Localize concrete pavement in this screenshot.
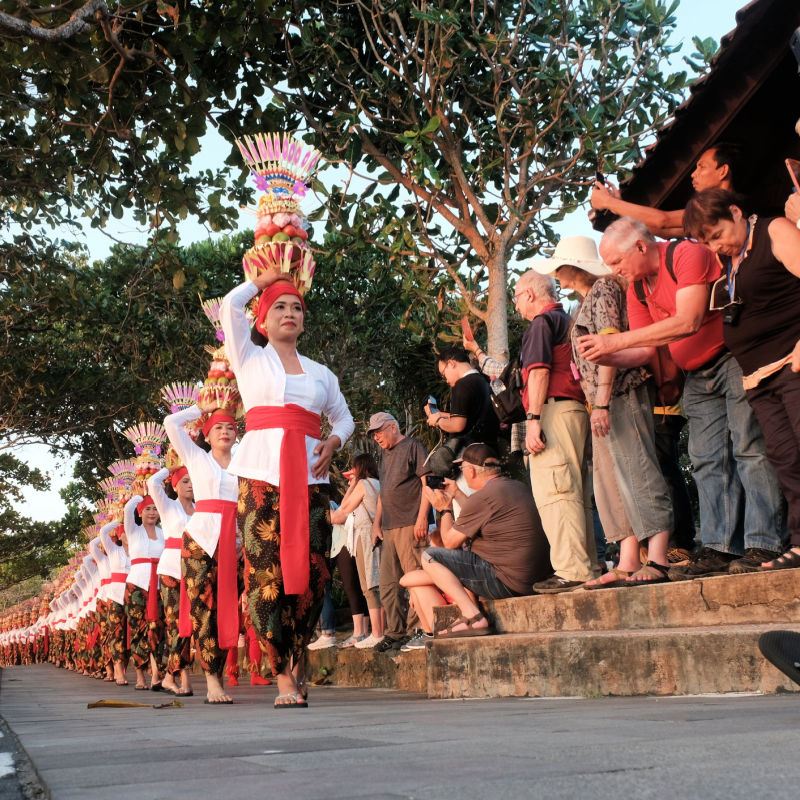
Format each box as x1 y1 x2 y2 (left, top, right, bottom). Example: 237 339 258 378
2 664 800 799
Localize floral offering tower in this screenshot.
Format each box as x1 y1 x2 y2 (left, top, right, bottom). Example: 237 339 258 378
236 132 323 293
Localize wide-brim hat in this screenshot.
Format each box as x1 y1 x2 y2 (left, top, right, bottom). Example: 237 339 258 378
530 235 610 276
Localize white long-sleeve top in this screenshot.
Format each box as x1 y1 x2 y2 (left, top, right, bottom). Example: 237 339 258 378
148 468 192 580
164 406 238 558
75 570 89 619
82 554 99 613
124 495 164 592
219 280 354 485
99 521 130 605
88 536 111 603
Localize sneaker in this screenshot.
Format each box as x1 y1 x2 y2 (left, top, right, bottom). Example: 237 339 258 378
667 547 691 565
533 575 584 594
354 634 383 649
667 547 737 581
339 634 367 649
307 633 337 650
400 631 433 651
373 636 401 653
728 547 781 575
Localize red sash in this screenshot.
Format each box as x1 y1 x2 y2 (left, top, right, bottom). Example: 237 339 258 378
245 404 322 594
110 572 128 583
130 557 159 621
100 578 112 586
193 499 239 650
164 538 181 549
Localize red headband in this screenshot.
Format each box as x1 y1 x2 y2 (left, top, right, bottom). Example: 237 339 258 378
170 466 188 489
202 411 236 437
255 281 305 337
137 496 156 515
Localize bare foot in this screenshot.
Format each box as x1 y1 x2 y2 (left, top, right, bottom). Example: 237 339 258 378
113 662 128 685
205 672 232 703
162 674 179 693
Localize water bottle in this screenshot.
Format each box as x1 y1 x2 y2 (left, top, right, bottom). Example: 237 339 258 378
490 377 506 395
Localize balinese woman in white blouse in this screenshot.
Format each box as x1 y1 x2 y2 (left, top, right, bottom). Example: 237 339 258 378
99 520 131 685
148 465 195 696
221 269 354 708
164 400 239 704
123 494 165 690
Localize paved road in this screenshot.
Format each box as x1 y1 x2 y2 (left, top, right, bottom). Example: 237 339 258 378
2 664 800 799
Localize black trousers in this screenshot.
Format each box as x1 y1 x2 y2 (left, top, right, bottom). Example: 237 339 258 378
746 365 800 547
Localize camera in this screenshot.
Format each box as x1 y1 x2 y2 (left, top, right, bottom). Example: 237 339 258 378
723 302 742 326
425 475 446 490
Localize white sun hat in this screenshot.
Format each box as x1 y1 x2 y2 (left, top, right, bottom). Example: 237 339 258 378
530 235 610 276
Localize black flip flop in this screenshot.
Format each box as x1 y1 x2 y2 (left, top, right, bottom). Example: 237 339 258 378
204 698 233 705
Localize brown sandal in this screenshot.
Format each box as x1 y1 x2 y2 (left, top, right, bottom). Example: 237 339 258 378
436 612 492 639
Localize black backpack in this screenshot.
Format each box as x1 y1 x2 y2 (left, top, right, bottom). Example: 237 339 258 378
489 360 526 425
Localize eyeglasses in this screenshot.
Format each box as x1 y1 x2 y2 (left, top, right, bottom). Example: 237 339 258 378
513 289 530 306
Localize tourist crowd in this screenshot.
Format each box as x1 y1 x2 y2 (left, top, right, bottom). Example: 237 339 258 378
1 138 799 699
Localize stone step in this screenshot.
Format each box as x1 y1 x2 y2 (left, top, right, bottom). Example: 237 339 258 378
306 645 426 693
433 570 800 635
426 623 800 698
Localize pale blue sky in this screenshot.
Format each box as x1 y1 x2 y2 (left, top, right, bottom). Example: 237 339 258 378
14 0 749 521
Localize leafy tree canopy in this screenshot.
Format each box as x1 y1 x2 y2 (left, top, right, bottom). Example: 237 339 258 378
268 0 689 357
0 0 290 233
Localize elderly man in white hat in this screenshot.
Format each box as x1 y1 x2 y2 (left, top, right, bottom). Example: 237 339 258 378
514 236 603 593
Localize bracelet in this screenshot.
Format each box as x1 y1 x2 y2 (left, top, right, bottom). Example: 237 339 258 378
593 404 609 410
439 508 453 516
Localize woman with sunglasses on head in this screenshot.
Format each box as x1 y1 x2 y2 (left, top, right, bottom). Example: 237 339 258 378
684 188 800 570
220 267 354 708
163 401 240 704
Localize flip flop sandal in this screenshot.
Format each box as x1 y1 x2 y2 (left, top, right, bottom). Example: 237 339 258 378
436 612 492 639
274 692 308 709
761 549 800 571
584 568 633 590
204 698 233 705
626 561 670 585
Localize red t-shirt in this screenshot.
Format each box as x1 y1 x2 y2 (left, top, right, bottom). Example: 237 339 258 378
626 240 725 371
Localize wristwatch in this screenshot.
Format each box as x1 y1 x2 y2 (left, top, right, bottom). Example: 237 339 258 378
526 413 541 420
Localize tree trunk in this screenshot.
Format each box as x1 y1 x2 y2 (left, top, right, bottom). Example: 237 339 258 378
485 250 510 364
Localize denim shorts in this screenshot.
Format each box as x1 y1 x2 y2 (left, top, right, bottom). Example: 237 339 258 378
422 547 516 600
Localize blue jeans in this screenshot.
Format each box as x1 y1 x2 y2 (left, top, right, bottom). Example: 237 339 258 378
319 579 335 634
683 352 786 554
422 547 516 599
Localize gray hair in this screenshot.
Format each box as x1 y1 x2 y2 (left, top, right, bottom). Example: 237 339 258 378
601 216 656 254
517 270 559 301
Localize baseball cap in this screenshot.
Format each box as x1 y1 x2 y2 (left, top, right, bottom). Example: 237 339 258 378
367 411 399 434
453 442 501 468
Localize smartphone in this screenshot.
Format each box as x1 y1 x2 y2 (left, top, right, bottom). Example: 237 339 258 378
427 395 438 413
786 158 800 193
595 170 606 185
426 474 446 490
461 316 475 342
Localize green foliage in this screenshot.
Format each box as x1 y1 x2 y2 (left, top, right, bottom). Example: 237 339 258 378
0 0 292 233
266 0 689 357
684 35 719 77
0 453 73 593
